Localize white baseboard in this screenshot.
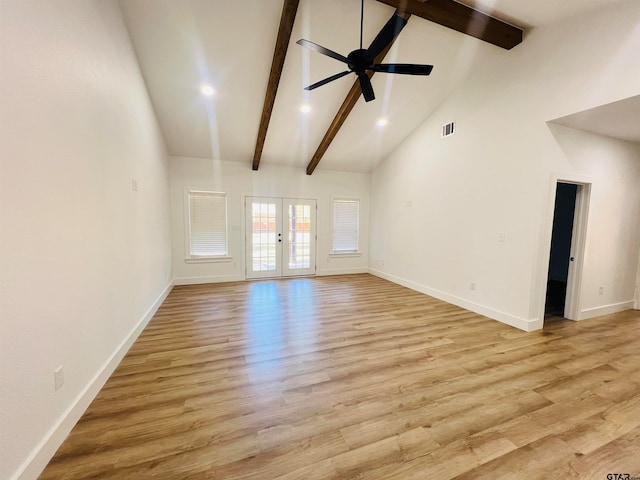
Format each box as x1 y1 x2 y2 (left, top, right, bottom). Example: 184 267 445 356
369 268 541 332
14 281 174 480
317 267 369 276
174 274 243 285
579 300 635 320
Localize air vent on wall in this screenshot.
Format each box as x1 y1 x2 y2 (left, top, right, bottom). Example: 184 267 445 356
441 121 455 138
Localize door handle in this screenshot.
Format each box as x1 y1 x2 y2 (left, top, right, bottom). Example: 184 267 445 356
570 257 575 261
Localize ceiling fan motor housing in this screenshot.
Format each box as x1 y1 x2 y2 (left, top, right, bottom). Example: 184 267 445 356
347 49 374 72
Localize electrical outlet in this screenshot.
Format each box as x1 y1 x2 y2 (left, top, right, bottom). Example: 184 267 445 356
599 286 604 295
131 179 138 191
498 232 505 243
470 282 477 291
54 365 64 391
380 260 385 267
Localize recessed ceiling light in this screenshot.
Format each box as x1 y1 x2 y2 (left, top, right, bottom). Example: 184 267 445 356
300 104 311 113
377 117 388 127
201 85 215 96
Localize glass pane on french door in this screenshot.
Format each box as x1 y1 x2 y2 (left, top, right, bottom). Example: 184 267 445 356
245 197 316 279
283 199 316 277
246 198 281 279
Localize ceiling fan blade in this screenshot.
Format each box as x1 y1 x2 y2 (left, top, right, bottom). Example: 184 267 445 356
370 63 434 75
357 73 375 102
367 14 408 61
296 39 350 65
304 71 352 91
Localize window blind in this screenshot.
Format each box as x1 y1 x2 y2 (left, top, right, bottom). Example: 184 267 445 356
188 191 227 257
332 199 359 253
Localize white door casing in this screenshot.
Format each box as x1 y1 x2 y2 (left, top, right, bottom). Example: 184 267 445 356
245 197 316 279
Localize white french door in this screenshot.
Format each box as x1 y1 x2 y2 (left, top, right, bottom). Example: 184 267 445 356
245 197 316 279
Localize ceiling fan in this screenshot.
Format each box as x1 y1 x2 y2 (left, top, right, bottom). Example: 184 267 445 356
296 0 433 102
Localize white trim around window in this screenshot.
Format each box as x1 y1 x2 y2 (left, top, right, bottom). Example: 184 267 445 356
184 189 232 262
331 197 360 255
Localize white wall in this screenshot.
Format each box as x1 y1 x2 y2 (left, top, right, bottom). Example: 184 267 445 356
369 1 640 331
547 125 640 319
170 158 370 284
0 2 172 479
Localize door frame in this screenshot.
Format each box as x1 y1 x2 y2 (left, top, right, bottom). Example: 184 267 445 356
243 195 317 280
281 198 317 277
536 173 591 324
244 196 284 279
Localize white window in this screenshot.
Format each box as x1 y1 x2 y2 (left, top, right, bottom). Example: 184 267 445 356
186 190 228 258
332 198 359 254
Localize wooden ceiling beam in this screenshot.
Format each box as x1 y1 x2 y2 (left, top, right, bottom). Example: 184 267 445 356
252 0 300 171
306 10 411 175
375 0 522 50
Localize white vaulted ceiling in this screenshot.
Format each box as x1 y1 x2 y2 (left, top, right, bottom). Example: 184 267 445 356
118 0 631 173
459 0 622 29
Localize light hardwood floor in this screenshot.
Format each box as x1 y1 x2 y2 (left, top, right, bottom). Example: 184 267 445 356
41 274 640 479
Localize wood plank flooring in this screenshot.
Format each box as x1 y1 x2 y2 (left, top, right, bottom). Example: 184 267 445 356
40 274 640 479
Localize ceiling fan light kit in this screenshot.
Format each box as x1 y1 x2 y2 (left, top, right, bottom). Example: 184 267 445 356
297 0 433 102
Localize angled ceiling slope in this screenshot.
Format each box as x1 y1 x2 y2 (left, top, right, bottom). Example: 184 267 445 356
251 0 523 173
253 0 300 171
306 10 411 175
376 0 522 49
120 0 539 174
304 0 523 174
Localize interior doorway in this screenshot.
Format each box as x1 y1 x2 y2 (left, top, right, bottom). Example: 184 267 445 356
245 197 316 279
545 183 578 316
542 179 591 322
